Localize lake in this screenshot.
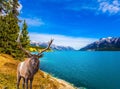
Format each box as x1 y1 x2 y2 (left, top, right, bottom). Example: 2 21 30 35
39 51 120 89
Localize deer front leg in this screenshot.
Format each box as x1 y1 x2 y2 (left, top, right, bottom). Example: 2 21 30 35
22 78 25 89
25 78 28 89
30 78 33 89
17 74 21 89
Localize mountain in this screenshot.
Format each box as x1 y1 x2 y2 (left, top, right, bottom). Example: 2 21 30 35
80 37 120 51
30 41 75 51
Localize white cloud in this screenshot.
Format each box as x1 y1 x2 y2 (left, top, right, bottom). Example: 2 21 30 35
66 5 97 12
65 0 120 15
17 2 23 13
29 33 97 50
20 17 45 26
99 0 120 14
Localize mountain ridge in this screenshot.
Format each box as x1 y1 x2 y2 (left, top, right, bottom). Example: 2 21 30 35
30 41 75 51
79 37 120 51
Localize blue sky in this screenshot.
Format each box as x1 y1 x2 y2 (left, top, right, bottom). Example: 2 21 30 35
19 0 120 49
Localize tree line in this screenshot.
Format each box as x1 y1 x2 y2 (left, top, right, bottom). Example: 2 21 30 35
0 0 30 60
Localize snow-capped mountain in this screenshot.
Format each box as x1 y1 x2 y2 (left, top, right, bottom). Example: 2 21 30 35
80 37 120 51
30 41 75 51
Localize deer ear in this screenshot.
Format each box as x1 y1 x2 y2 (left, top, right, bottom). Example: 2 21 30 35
38 54 43 58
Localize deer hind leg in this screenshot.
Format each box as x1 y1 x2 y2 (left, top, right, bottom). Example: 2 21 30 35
30 78 33 89
22 77 25 89
25 78 28 89
17 74 21 89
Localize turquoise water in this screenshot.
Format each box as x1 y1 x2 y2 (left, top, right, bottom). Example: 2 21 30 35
39 51 120 89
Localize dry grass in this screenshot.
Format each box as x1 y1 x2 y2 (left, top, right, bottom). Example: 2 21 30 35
0 54 76 89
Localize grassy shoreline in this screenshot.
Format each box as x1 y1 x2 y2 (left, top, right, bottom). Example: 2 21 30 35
0 54 76 89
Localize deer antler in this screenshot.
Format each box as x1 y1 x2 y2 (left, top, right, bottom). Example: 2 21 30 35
38 39 53 55
16 31 32 57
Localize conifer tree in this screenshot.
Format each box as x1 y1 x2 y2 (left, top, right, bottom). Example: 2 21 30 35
20 20 30 58
0 12 30 59
12 0 19 18
0 0 20 19
0 0 8 15
21 20 30 47
0 12 19 56
0 0 30 59
0 0 12 15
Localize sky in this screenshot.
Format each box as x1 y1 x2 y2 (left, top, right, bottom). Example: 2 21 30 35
19 0 120 49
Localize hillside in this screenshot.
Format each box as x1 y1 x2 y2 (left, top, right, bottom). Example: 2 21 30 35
0 54 76 89
80 37 120 51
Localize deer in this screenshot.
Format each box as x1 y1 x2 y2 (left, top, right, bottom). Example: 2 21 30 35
16 31 53 89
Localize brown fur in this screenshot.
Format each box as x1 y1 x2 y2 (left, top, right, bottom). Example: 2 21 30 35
17 55 42 89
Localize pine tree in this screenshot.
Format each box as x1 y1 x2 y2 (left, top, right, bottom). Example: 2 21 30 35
0 0 7 15
0 16 6 52
0 0 11 15
12 0 19 18
21 20 30 46
20 20 30 58
0 12 29 59
0 0 20 18
0 12 19 54
0 0 30 60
